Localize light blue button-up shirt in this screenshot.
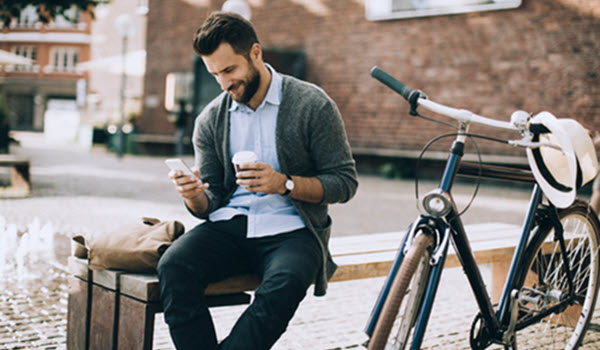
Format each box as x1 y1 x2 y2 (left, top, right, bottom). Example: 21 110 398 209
208 65 306 238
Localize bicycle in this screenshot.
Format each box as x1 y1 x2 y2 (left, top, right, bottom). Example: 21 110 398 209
364 66 600 350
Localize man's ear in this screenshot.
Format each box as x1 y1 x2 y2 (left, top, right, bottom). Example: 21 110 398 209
251 43 262 61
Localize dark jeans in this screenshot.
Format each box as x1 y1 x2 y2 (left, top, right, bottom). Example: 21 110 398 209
157 216 321 350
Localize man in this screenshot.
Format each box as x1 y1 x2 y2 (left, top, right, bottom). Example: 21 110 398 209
158 12 358 350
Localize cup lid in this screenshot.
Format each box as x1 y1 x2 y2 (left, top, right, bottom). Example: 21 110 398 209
232 150 258 164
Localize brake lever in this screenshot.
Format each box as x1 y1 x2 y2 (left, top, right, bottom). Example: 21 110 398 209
508 138 562 151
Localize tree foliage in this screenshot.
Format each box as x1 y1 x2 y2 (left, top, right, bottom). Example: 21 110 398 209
0 0 105 27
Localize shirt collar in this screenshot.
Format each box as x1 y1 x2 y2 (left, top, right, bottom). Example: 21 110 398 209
229 63 282 112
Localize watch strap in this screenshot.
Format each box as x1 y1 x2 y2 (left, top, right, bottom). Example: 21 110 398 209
283 174 292 196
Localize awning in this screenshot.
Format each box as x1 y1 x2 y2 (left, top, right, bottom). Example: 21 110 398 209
76 49 146 77
0 49 33 65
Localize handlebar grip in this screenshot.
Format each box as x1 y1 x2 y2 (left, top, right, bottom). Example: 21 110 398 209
370 66 415 102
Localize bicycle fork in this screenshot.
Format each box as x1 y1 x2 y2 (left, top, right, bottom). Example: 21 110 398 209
364 216 449 348
407 226 449 350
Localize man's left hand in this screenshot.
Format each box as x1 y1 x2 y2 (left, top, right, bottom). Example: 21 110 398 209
236 162 286 195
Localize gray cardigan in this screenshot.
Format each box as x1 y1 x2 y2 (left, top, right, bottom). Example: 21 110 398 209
192 74 358 296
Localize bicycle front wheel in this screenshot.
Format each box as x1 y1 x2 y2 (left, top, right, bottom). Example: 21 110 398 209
368 232 434 350
515 200 600 349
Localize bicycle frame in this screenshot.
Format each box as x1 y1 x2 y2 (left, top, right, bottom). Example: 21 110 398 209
365 127 576 348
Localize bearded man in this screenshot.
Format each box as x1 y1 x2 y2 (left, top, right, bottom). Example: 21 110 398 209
158 11 358 350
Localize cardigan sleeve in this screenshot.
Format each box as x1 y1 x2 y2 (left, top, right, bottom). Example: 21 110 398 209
309 97 358 205
190 105 227 219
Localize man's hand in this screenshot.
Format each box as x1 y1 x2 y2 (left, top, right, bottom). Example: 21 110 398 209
169 168 209 200
236 162 286 195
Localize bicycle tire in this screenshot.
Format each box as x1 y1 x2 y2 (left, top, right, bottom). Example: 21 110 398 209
368 233 435 350
513 200 600 349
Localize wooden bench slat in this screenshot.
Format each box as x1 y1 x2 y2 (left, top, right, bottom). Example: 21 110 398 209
329 224 521 257
0 155 30 165
92 268 122 291
205 275 261 296
0 155 31 197
68 222 522 303
120 273 160 302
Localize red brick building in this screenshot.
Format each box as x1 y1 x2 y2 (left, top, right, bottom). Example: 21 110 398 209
140 0 599 162
0 5 92 131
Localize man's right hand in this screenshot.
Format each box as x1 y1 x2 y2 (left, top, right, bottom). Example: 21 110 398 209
169 168 209 200
169 168 210 216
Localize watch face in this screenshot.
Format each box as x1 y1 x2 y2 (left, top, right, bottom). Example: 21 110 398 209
285 179 294 191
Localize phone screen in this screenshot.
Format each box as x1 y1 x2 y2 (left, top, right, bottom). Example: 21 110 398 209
165 158 194 176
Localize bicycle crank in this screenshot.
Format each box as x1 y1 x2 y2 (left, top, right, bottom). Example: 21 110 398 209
469 313 493 350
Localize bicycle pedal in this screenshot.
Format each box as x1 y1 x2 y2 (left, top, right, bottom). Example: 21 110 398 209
518 287 544 312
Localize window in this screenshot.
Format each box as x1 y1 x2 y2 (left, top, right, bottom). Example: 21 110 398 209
12 46 36 72
51 47 80 73
366 0 522 21
51 5 81 29
13 46 36 61
16 5 39 28
164 71 194 112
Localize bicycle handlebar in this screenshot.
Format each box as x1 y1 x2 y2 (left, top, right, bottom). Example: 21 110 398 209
370 66 545 134
370 66 416 102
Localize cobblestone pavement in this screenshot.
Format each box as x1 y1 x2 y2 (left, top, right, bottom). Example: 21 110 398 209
1 133 599 349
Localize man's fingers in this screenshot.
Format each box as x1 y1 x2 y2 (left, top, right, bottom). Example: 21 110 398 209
168 169 183 179
177 181 199 192
178 182 209 198
173 175 198 186
191 167 201 178
236 170 260 179
238 162 266 171
186 182 209 193
237 177 268 193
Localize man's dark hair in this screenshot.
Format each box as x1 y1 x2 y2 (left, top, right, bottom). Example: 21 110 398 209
193 12 259 57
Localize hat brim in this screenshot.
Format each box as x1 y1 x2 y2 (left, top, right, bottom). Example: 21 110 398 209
526 112 578 208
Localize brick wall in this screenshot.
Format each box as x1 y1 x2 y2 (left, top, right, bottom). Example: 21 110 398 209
141 0 599 159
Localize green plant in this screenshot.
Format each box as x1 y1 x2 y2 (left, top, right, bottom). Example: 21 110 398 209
0 1 105 27
380 162 401 179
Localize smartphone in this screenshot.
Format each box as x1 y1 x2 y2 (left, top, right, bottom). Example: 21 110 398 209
165 158 195 177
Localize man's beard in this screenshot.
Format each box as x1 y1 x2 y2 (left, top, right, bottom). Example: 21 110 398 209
232 62 260 105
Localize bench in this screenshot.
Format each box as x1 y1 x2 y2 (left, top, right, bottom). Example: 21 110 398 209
0 155 31 197
135 134 177 155
66 222 522 350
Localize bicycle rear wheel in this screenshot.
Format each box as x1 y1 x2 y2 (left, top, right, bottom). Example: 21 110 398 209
514 200 600 349
368 232 434 350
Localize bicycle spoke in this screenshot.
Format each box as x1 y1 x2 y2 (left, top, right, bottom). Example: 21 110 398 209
514 202 600 349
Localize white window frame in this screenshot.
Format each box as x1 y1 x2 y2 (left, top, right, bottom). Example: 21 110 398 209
11 46 37 72
12 5 39 28
50 47 80 73
366 0 522 21
13 46 36 61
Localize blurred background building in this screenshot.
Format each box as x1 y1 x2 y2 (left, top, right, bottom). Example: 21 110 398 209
76 0 147 151
1 0 598 167
0 1 146 150
138 0 599 164
0 5 91 137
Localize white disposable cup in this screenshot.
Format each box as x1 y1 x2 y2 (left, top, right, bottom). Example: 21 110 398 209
232 151 258 174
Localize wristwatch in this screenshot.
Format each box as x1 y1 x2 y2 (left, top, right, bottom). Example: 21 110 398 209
283 174 294 196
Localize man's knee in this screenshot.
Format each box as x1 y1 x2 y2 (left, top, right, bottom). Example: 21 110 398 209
157 248 184 283
257 269 312 304
157 250 209 296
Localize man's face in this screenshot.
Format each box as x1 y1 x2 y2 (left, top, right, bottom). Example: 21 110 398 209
202 43 260 105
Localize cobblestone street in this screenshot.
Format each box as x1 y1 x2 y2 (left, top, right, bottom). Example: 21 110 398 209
1 133 600 349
